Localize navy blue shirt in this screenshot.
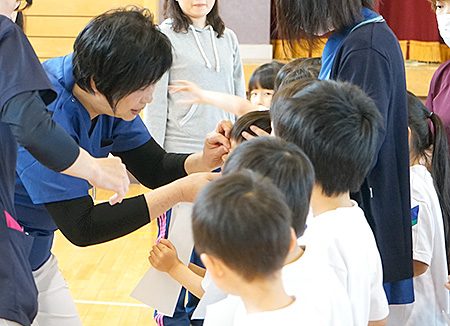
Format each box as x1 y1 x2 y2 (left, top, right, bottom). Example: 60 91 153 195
331 22 413 283
0 15 56 326
14 54 151 270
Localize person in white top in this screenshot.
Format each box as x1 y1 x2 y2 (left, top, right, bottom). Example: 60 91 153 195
144 0 245 154
387 93 450 325
271 79 389 326
150 137 353 324
193 170 323 325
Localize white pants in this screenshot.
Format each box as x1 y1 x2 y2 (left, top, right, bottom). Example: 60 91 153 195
31 255 81 326
0 319 22 326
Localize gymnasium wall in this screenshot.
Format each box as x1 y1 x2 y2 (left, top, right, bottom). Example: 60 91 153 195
25 1 159 61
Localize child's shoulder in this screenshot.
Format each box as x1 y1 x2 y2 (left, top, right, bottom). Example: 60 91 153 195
205 295 240 325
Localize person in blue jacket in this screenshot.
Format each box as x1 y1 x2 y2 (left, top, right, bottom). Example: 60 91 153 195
13 6 227 326
274 0 413 307
0 1 132 325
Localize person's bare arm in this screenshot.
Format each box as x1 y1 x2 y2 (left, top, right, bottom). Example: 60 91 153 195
149 239 205 298
169 80 258 117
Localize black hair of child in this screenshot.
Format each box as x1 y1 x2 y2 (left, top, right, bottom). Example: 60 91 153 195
272 79 383 196
408 91 450 271
192 171 292 281
223 137 314 237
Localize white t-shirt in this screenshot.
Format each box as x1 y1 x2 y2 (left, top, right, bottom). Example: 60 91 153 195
198 248 353 325
301 201 388 325
282 249 353 325
204 295 325 326
388 165 450 325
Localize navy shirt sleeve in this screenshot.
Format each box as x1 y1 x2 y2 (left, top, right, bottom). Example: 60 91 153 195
0 16 55 109
332 47 389 164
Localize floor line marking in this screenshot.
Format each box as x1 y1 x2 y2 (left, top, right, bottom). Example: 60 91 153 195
74 299 148 308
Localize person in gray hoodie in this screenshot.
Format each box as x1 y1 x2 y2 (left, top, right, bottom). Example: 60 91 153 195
144 0 245 154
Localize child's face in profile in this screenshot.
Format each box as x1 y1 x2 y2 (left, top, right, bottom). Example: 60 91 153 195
249 88 274 109
436 1 450 14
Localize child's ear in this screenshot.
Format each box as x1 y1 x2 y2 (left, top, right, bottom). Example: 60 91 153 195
288 227 298 253
200 253 225 279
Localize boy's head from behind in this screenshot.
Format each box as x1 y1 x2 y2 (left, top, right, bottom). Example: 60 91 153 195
274 57 321 91
223 137 314 237
271 80 382 197
192 171 293 294
229 111 272 147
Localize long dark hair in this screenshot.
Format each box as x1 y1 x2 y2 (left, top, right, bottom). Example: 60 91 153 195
163 0 225 37
274 0 376 50
408 92 450 270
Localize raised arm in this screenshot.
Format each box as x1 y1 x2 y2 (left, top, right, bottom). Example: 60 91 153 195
170 80 258 117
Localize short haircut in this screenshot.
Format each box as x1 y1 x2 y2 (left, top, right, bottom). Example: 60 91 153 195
164 0 225 37
275 0 375 49
192 171 292 281
230 111 272 144
272 80 383 196
73 7 172 109
274 57 321 91
248 61 285 92
223 137 314 237
274 78 316 99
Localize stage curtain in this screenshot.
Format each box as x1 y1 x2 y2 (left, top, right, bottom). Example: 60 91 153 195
272 0 449 62
379 0 443 62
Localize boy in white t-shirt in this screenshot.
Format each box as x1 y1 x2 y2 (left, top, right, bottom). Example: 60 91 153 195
192 171 308 325
271 80 389 326
387 93 450 325
150 137 353 324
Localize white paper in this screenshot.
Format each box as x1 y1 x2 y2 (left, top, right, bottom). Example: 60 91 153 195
131 202 195 316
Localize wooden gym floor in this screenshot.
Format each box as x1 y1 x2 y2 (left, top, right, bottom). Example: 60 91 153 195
53 185 158 326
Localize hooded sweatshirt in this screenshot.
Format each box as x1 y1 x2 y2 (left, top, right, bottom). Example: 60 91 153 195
144 18 245 154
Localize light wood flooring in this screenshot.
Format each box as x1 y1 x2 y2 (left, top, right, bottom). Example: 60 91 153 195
53 185 158 326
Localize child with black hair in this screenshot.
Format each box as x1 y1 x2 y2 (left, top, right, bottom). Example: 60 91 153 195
169 61 284 116
273 57 321 91
150 137 353 325
194 171 302 325
271 79 389 326
387 93 450 326
149 111 272 297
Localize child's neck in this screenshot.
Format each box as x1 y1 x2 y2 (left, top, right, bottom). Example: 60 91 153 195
238 273 294 314
310 185 353 217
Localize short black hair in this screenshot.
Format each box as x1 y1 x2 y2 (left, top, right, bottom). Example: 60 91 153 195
272 80 382 196
275 0 376 50
164 0 225 37
230 111 272 144
73 7 172 109
248 61 285 92
274 57 321 91
223 137 314 237
192 171 292 281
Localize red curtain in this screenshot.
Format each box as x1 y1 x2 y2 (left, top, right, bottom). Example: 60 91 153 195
378 0 439 42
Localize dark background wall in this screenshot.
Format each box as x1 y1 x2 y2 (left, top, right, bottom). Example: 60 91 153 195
158 0 271 44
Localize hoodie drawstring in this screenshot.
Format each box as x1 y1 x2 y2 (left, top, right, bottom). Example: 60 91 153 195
189 25 220 72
